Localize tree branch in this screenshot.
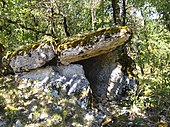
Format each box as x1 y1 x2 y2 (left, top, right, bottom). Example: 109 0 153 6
2 18 47 34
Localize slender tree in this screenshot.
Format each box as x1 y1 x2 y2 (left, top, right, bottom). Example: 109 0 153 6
56 3 70 37
50 0 56 38
91 0 96 30
122 0 126 26
111 0 117 24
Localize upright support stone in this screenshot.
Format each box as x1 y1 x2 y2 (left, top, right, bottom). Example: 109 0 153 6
77 49 138 101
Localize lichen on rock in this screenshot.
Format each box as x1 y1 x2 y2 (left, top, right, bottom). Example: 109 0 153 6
5 26 131 73
9 36 58 72
56 26 131 64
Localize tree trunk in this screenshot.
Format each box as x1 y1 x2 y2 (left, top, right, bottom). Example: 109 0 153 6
50 0 57 38
51 6 56 38
111 0 117 25
63 16 70 37
101 0 104 27
122 0 126 26
91 0 96 30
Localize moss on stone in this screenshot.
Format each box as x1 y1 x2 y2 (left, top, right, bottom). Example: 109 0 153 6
1 26 131 75
7 36 57 60
4 26 129 62
56 26 122 52
0 36 59 75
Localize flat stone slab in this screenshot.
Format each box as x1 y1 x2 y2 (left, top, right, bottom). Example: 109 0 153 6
9 38 56 72
7 26 131 73
56 26 131 64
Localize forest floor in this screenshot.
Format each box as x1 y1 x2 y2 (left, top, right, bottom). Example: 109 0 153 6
0 75 170 127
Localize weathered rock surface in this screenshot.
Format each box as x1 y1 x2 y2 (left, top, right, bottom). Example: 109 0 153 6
77 49 137 100
107 64 137 100
12 64 93 126
17 64 90 109
57 26 131 64
7 26 131 73
9 37 56 72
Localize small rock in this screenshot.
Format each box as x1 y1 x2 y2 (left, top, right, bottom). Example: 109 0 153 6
0 121 6 127
31 105 37 112
85 112 95 121
52 105 62 111
28 113 34 121
128 122 133 125
15 120 22 127
51 90 59 97
39 113 48 121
